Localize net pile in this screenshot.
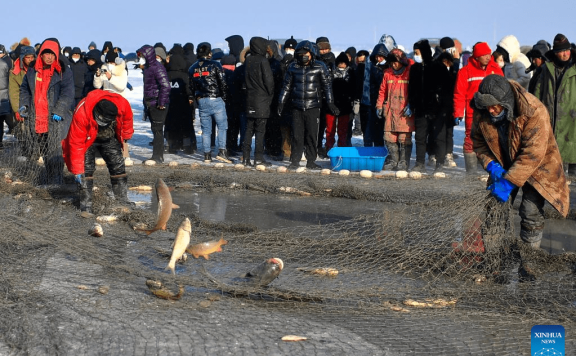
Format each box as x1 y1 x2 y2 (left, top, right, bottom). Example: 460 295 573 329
0 160 574 355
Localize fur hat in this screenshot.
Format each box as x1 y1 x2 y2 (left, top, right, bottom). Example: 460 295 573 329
93 99 118 125
473 42 491 58
316 36 331 51
472 75 515 122
386 48 409 67
553 33 571 52
197 42 212 58
284 36 297 50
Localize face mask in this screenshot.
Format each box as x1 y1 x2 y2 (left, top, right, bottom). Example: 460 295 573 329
497 61 505 68
72 57 79 63
64 52 69 57
156 58 162 62
378 59 386 65
297 55 310 64
285 49 294 56
95 114 112 127
489 108 507 123
138 57 146 65
338 67 346 71
413 55 422 63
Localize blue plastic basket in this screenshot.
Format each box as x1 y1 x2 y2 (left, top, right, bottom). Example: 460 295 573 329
327 147 388 172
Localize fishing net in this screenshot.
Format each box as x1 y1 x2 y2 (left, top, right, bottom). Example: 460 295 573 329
0 159 574 355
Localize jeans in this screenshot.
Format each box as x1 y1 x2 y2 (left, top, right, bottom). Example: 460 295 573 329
198 97 228 153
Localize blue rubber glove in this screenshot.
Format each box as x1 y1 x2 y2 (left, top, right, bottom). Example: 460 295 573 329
401 104 412 117
454 117 462 126
486 161 506 182
19 106 28 118
52 114 62 122
487 177 516 203
74 174 83 184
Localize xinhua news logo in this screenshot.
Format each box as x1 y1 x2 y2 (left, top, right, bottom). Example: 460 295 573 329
531 325 565 356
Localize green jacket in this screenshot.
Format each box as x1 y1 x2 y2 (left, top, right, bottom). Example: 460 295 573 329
534 53 576 163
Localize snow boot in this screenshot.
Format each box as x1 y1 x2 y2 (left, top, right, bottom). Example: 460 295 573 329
111 174 129 204
384 142 398 171
464 152 478 175
79 175 94 218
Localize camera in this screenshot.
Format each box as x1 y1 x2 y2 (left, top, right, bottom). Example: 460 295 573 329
101 68 108 73
446 47 456 55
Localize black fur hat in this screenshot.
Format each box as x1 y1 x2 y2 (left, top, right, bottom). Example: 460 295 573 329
197 42 212 57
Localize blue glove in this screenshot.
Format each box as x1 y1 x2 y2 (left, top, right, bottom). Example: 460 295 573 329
486 161 506 182
401 104 412 117
376 108 383 119
19 106 28 118
454 117 462 126
487 177 516 203
52 114 62 122
74 174 83 184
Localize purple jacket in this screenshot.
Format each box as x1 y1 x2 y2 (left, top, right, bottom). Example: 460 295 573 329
138 45 170 107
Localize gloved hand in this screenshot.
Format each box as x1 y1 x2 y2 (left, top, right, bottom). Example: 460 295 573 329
74 174 83 184
487 177 516 203
486 161 506 182
15 112 23 122
376 108 383 119
277 103 284 117
401 104 412 117
52 114 62 122
454 117 463 126
328 103 340 116
19 106 28 118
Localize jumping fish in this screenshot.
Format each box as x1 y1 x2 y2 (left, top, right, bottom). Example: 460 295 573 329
165 218 192 274
186 237 227 260
242 258 284 286
135 178 179 235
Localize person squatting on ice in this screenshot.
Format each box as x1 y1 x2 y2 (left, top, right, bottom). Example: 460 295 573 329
62 90 134 218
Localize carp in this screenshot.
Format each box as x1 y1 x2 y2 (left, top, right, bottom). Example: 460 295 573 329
186 237 227 260
135 178 179 235
165 218 192 275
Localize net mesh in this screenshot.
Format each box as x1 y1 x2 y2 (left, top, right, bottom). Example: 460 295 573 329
0 153 574 354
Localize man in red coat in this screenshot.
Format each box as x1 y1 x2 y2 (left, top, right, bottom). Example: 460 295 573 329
453 42 503 173
62 90 133 217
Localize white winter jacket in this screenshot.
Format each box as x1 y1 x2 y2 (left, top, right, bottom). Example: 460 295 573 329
497 35 531 89
93 57 128 97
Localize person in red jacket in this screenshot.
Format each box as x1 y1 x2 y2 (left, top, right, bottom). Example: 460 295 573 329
62 90 134 217
453 42 503 173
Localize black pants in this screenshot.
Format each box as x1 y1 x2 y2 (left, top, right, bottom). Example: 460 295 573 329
148 105 168 160
243 117 267 160
415 113 447 165
264 112 282 157
513 183 545 238
85 139 126 177
291 108 320 165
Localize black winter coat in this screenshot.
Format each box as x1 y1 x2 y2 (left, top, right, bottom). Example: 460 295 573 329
332 67 355 115
279 58 334 111
165 55 194 134
245 37 274 118
188 57 228 101
408 60 451 116
70 59 88 100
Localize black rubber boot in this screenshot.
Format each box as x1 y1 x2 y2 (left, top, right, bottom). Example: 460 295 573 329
403 141 413 171
216 149 234 164
204 152 212 163
183 137 197 154
464 152 478 175
111 175 129 204
384 142 398 171
79 175 94 218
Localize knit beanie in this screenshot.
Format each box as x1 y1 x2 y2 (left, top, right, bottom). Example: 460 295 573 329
93 99 118 126
105 51 118 63
316 36 331 51
284 36 297 50
154 47 167 61
440 37 455 50
473 42 491 58
553 33 571 52
221 54 236 66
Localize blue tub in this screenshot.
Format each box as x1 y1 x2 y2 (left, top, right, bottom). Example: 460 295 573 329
327 147 388 172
